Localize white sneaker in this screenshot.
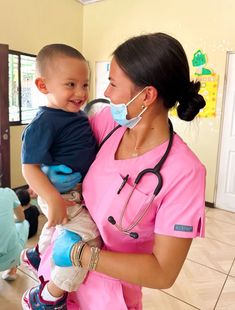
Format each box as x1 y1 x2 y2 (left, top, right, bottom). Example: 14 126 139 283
1 270 17 281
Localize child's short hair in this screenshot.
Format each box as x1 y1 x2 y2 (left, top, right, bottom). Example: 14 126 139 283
16 189 31 206
36 43 86 76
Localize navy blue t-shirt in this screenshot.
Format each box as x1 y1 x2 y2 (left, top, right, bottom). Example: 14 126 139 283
22 106 97 178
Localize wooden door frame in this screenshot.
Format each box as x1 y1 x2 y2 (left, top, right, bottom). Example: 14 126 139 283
0 44 10 187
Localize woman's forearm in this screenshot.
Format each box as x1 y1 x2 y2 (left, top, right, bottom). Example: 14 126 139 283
81 235 192 289
82 247 172 289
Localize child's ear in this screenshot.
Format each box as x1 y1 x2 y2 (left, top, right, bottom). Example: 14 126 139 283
35 77 48 94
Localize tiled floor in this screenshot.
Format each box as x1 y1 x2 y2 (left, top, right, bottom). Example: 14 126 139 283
0 207 235 309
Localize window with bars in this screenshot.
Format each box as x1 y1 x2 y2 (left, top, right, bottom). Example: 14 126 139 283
8 51 42 125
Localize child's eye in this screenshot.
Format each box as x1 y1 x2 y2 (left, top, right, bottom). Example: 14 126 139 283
83 83 89 88
66 82 75 87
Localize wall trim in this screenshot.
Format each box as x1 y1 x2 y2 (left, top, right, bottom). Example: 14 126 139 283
205 201 214 208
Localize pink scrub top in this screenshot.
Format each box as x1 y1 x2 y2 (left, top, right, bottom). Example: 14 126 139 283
39 107 206 310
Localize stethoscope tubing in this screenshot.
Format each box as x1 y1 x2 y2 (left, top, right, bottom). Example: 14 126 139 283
117 172 163 233
108 119 174 238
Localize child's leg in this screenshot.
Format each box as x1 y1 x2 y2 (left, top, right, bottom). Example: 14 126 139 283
37 221 56 254
22 200 101 308
36 196 56 254
20 198 54 273
49 205 101 293
2 220 29 281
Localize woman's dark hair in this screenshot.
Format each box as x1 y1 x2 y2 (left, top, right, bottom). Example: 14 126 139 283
113 32 206 121
16 189 31 206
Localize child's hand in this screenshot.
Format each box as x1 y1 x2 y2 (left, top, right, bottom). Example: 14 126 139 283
47 196 76 227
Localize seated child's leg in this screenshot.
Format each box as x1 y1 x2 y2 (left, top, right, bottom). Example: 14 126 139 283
15 220 29 250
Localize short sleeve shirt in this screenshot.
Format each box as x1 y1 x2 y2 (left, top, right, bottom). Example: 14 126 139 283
22 106 97 177
0 188 20 255
83 107 206 254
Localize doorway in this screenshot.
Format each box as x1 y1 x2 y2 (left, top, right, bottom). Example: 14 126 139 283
0 44 10 187
215 52 235 212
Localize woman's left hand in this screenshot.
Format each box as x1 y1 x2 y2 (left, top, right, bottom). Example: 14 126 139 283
41 164 82 193
52 229 82 267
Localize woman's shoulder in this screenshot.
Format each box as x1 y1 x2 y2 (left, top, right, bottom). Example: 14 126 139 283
170 134 206 174
89 106 117 144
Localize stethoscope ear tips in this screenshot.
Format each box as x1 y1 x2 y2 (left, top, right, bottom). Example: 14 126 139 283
108 216 116 225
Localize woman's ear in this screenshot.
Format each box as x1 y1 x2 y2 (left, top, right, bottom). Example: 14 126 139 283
35 77 48 94
143 86 158 107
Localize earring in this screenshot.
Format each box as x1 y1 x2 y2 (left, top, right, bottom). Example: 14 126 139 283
141 104 145 109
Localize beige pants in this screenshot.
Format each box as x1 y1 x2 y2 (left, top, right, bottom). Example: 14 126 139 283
37 192 101 292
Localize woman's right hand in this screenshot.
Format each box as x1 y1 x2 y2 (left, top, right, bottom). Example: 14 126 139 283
41 164 82 193
52 229 82 267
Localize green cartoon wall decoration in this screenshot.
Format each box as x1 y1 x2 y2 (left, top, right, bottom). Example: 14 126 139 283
191 49 218 117
171 49 219 118
192 49 212 76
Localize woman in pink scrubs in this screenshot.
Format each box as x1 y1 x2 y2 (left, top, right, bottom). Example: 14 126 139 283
39 32 206 309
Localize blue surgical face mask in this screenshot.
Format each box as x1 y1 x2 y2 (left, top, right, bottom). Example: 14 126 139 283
110 87 147 129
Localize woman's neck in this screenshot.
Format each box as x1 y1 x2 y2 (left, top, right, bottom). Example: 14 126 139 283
116 111 170 159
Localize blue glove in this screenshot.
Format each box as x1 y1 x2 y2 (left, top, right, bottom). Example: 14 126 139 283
41 164 82 193
52 229 82 267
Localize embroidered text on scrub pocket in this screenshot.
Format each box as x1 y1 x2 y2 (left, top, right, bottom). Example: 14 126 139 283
174 224 193 232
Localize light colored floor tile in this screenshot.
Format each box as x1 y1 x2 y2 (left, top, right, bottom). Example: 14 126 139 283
18 262 38 282
206 207 235 226
215 276 235 310
205 217 235 246
143 288 198 310
0 268 38 310
163 260 227 310
187 237 235 274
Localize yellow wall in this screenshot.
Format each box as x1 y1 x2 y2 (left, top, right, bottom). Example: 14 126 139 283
82 0 235 203
0 0 83 53
0 0 83 188
2 0 235 203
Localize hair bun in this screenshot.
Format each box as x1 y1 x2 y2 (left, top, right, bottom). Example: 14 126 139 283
177 81 206 121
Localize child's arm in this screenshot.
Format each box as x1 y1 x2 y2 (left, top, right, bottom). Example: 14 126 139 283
22 163 72 227
14 204 25 222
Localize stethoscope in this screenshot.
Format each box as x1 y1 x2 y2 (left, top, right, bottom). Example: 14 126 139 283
108 119 174 239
